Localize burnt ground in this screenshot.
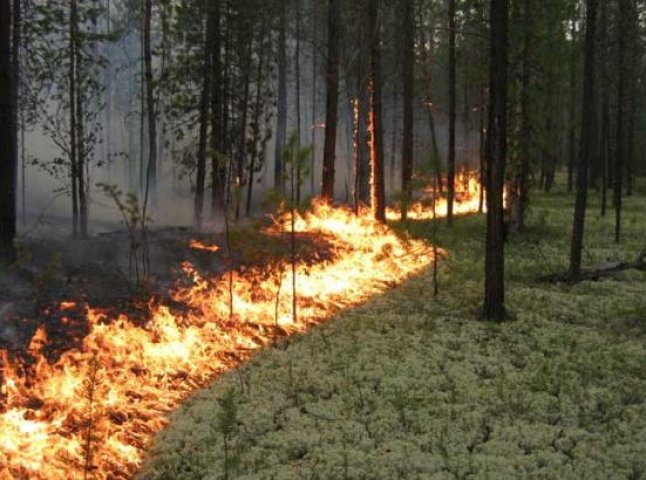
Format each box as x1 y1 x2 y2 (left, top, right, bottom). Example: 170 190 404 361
0 217 336 361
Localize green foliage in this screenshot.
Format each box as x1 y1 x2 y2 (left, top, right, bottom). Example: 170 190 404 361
96 183 152 289
141 190 646 479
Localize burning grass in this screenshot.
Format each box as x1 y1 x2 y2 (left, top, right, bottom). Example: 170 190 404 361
0 200 436 480
140 188 646 480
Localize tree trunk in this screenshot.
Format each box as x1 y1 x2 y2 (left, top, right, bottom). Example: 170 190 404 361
295 0 302 203
614 0 632 243
482 0 509 321
369 0 385 222
210 0 224 216
353 74 370 210
567 12 577 193
235 40 253 221
69 0 79 237
76 52 88 238
143 0 157 210
0 0 16 264
569 0 597 279
447 0 456 225
599 0 609 216
274 3 287 193
195 0 214 229
400 0 414 220
321 0 340 200
310 0 318 196
515 0 531 232
246 19 267 218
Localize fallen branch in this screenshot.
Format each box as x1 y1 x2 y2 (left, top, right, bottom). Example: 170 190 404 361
540 250 646 283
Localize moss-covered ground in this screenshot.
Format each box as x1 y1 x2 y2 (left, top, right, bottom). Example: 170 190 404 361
139 185 646 480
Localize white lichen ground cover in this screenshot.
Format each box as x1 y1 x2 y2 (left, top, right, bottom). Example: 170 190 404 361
139 188 646 480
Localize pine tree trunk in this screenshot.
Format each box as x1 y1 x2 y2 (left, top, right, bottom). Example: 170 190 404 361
246 19 267 218
515 0 530 232
69 0 79 237
600 0 609 216
195 0 214 229
295 0 302 203
321 0 340 200
567 15 577 193
400 0 414 220
447 0 456 225
143 0 157 210
353 73 370 209
369 0 385 222
310 0 318 196
482 0 509 321
77 53 88 238
570 0 597 279
614 0 631 243
210 0 224 216
0 0 16 264
274 4 287 193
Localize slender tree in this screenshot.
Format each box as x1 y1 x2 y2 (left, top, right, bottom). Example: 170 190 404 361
482 0 509 321
614 0 635 242
194 0 215 229
274 2 287 193
514 0 531 232
0 0 16 264
400 0 414 220
447 0 456 225
143 0 157 210
570 0 597 279
321 0 340 200
368 0 385 222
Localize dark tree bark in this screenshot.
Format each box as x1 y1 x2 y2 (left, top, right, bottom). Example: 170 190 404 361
447 0 456 225
194 0 215 229
76 51 87 238
567 9 578 193
569 0 597 279
368 0 385 222
515 0 531 232
274 3 287 193
246 17 268 218
614 0 633 243
599 0 609 216
482 0 509 321
0 0 16 264
234 39 253 221
210 0 224 216
400 0 414 220
353 74 370 210
143 0 157 209
295 0 302 203
321 0 340 200
69 0 79 237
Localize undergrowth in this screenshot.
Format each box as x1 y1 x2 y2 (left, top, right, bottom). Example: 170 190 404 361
138 187 646 480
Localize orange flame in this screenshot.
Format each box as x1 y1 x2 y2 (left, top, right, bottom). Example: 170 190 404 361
189 239 221 253
386 170 485 220
0 200 437 479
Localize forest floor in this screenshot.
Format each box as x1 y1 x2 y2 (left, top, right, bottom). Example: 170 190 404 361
138 183 646 480
0 216 332 357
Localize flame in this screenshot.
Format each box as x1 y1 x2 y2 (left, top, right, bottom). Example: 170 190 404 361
386 170 485 220
189 239 221 253
0 200 437 479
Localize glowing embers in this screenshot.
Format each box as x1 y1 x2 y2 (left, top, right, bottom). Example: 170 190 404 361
0 200 435 480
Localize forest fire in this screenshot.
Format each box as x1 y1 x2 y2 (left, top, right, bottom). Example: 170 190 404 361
0 201 436 480
386 170 484 220
189 239 221 253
